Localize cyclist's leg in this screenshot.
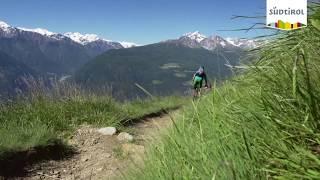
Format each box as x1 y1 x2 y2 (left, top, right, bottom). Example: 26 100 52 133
192 82 197 98
198 80 203 97
193 88 197 98
193 81 200 99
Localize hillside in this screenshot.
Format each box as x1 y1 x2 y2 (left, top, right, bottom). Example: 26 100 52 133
75 42 244 99
0 28 90 74
0 21 126 76
128 6 320 179
0 50 36 95
0 84 186 178
0 21 129 96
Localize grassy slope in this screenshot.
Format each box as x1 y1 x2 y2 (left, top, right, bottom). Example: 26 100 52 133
0 94 186 158
129 7 320 179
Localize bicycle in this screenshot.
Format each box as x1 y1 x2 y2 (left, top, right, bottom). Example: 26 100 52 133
193 83 212 100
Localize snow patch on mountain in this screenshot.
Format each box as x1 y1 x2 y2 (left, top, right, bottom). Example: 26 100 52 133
0 21 10 28
183 31 206 43
226 37 243 47
0 21 13 33
64 32 110 45
18 27 56 36
226 37 259 49
120 42 139 48
220 41 226 47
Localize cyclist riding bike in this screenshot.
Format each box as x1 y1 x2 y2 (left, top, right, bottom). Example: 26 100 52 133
192 66 208 98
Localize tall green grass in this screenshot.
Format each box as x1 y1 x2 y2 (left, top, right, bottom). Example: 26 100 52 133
0 79 186 158
129 5 320 179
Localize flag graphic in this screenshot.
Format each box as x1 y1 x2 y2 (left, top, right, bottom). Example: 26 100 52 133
268 20 306 30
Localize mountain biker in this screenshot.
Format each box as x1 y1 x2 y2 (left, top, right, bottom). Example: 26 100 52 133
192 66 208 98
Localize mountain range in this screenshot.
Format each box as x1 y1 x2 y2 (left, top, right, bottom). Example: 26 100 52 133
167 31 262 50
0 21 138 74
75 32 253 99
0 20 261 98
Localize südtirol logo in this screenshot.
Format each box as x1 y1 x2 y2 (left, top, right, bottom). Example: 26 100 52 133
267 0 307 30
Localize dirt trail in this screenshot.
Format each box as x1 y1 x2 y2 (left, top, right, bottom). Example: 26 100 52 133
23 110 178 180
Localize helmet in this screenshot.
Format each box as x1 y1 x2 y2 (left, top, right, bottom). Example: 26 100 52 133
198 66 204 74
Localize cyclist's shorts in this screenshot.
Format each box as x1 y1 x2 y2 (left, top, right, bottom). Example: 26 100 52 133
193 76 203 89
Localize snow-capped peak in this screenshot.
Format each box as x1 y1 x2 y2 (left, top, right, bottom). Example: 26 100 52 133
225 37 242 47
226 37 250 47
0 21 10 28
206 35 230 48
226 37 258 49
0 19 139 48
183 31 206 43
0 20 13 33
210 35 225 41
18 27 56 36
64 32 108 45
120 41 139 48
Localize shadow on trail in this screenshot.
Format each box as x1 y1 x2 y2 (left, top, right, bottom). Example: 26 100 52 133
0 107 180 179
121 106 180 126
0 139 77 178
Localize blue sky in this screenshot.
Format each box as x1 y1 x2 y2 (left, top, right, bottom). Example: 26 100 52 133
0 0 267 44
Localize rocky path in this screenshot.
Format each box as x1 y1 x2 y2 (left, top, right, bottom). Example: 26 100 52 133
25 110 178 180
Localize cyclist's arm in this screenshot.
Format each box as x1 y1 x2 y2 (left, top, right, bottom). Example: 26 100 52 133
192 73 197 81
